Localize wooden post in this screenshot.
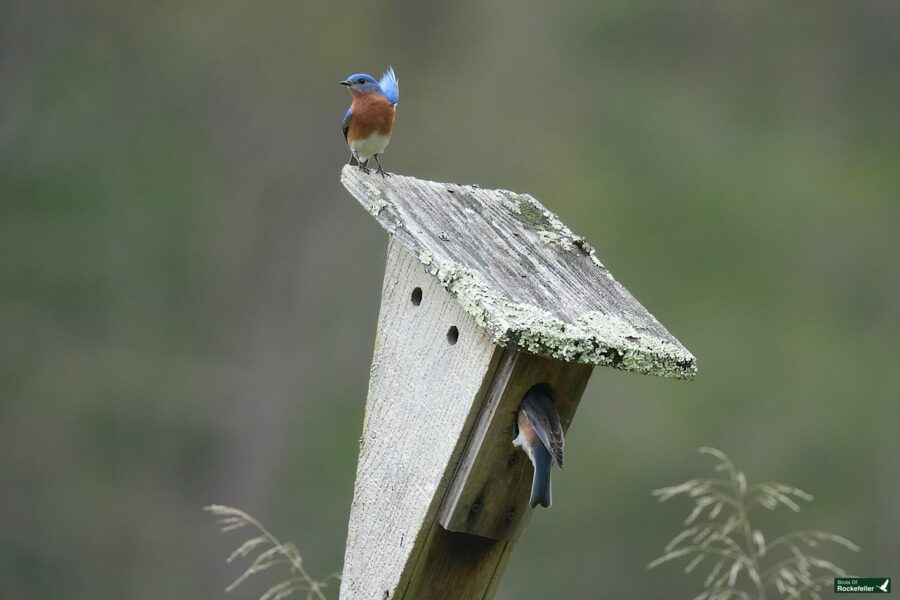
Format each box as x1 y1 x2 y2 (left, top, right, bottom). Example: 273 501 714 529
340 240 503 599
338 167 696 599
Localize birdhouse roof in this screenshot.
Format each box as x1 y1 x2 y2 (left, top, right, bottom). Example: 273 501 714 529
341 166 696 379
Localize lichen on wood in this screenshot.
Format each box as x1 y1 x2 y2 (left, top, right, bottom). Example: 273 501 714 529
341 166 697 379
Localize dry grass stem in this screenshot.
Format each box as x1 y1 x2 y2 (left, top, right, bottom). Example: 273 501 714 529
648 448 858 600
205 505 340 600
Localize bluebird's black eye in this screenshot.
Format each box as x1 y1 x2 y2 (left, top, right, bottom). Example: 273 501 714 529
357 78 366 84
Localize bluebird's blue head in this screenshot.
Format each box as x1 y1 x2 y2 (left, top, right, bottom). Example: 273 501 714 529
339 68 399 105
339 73 382 95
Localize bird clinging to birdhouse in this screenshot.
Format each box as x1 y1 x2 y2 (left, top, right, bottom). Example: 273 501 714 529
513 384 564 508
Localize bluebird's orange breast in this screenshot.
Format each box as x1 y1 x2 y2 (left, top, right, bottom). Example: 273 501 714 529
347 92 395 143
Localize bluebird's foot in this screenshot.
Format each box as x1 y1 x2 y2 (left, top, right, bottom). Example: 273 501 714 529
373 155 390 177
357 159 371 175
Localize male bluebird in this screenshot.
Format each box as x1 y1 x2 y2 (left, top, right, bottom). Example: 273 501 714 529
339 67 399 177
512 384 564 509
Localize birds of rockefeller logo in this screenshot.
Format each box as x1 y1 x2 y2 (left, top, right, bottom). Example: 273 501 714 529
834 578 891 593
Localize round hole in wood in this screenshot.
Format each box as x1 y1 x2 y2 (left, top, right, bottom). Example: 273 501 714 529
447 326 459 345
411 287 423 306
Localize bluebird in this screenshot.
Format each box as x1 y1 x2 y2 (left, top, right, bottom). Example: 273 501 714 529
339 67 399 177
513 384 564 508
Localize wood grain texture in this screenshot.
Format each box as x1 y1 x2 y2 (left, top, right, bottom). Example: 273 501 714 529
341 166 696 380
401 522 510 600
339 239 502 600
439 351 593 541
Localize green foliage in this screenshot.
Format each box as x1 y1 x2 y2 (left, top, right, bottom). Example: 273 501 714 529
205 506 339 600
648 448 859 600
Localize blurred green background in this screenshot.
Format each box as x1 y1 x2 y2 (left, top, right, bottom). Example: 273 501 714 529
2 0 898 598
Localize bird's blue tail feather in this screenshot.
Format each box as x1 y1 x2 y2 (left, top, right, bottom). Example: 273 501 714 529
530 445 553 508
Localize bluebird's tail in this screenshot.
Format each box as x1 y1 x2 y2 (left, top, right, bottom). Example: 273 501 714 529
530 444 553 508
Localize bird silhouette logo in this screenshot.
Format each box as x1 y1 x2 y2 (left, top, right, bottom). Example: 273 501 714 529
877 579 890 592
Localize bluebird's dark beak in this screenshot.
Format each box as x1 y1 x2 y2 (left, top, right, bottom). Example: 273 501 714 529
339 80 352 86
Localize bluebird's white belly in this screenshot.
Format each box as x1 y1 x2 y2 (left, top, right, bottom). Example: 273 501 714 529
350 133 390 162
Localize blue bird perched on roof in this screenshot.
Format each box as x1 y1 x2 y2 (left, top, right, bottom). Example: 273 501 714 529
339 67 399 177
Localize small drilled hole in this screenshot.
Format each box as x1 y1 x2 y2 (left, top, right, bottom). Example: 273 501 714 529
410 287 422 306
447 326 459 345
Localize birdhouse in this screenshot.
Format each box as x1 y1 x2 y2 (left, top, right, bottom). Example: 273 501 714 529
338 166 696 600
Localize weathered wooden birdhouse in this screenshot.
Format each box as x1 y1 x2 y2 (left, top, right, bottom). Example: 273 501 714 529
338 166 696 600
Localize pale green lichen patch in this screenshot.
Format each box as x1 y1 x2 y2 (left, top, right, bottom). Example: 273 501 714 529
508 195 599 258
342 166 392 213
544 211 565 232
367 199 389 217
514 200 552 229
346 171 404 228
538 230 577 252
425 258 696 380
502 196 523 215
362 180 386 202
533 218 610 272
418 250 433 266
536 213 609 270
380 205 405 229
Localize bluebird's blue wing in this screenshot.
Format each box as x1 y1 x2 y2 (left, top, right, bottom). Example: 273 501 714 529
379 67 399 106
522 384 564 468
341 107 352 141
